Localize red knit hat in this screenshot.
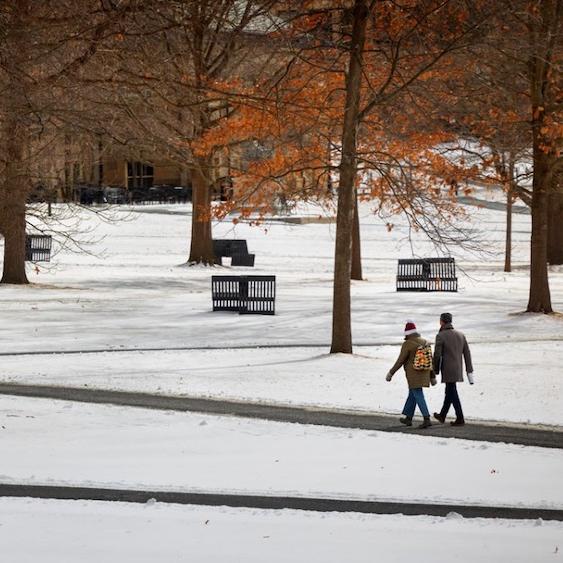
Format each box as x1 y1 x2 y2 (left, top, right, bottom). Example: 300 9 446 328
404 320 418 336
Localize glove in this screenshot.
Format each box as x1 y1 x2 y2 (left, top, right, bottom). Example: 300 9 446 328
385 372 393 382
467 372 475 385
430 376 437 386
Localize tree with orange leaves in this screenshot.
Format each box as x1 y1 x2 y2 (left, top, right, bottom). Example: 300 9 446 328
87 0 281 265
203 0 494 352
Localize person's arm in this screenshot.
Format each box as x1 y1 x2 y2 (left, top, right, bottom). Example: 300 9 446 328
433 333 443 374
463 335 473 374
387 342 410 379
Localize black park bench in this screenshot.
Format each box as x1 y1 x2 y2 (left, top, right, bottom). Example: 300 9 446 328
213 239 255 267
25 234 52 262
396 258 457 292
212 275 276 315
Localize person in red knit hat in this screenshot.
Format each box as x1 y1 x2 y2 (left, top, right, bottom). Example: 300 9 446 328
386 320 436 428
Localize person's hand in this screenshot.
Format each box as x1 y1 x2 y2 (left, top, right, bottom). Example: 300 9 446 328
385 372 393 382
430 376 437 386
467 372 475 385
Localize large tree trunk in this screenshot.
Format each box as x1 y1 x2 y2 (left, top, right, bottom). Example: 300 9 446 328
330 0 368 354
527 149 552 312
0 109 30 284
0 197 28 285
0 1 30 284
188 155 214 265
547 185 563 265
351 189 363 280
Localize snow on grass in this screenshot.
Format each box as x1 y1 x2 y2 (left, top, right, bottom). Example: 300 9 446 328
1 396 562 509
2 341 563 426
0 193 562 425
1 498 562 563
0 193 560 561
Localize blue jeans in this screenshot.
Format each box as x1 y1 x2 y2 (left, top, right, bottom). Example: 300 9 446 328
402 388 430 418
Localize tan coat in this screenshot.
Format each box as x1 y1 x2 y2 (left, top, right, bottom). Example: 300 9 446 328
389 334 432 389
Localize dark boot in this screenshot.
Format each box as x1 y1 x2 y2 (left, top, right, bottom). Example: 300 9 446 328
399 416 413 426
450 418 465 426
433 412 445 424
418 417 432 429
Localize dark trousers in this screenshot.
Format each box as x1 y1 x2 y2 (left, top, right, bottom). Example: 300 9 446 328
440 382 464 420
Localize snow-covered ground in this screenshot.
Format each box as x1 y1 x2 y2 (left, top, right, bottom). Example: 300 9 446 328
5 187 561 358
1 190 562 425
1 191 562 560
2 498 562 563
2 343 563 426
2 396 562 509
0 394 562 561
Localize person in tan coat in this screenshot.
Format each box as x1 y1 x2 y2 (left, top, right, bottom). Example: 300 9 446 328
386 320 435 429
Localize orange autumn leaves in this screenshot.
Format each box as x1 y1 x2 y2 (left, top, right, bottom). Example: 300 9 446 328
191 1 492 221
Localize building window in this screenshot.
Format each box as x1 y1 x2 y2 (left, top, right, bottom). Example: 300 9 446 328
127 162 154 189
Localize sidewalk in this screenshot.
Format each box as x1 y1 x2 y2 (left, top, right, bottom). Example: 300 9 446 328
1 383 561 449
2 483 562 521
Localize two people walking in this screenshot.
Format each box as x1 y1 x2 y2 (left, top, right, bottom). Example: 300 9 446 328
386 313 474 429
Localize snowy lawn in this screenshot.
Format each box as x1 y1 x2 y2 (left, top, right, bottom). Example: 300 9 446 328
1 196 562 561
1 192 562 426
2 343 563 426
1 498 562 563
1 396 562 509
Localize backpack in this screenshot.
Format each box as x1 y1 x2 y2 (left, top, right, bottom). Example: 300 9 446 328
413 342 433 371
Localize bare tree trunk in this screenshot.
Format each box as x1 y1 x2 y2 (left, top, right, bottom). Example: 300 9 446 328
0 197 28 284
527 149 552 312
0 1 30 284
1 117 29 284
504 186 513 272
547 181 563 265
188 155 214 265
504 158 514 273
330 0 368 354
351 189 363 280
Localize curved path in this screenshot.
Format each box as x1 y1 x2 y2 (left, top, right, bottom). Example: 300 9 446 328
0 383 561 449
1 483 562 521
457 195 530 214
1 335 563 357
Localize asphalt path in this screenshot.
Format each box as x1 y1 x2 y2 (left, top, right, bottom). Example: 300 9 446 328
457 195 530 214
1 484 562 521
0 383 561 449
2 336 563 357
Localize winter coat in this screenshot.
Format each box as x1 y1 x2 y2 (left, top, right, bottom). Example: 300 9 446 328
389 334 432 389
433 323 473 383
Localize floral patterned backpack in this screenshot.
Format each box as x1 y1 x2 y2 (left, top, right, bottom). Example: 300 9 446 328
413 342 433 371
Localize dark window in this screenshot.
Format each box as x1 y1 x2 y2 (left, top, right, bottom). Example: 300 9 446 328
127 162 154 189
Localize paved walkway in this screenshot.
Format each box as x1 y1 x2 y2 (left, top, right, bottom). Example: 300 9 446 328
1 483 562 521
457 195 530 214
1 383 561 449
1 335 563 357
